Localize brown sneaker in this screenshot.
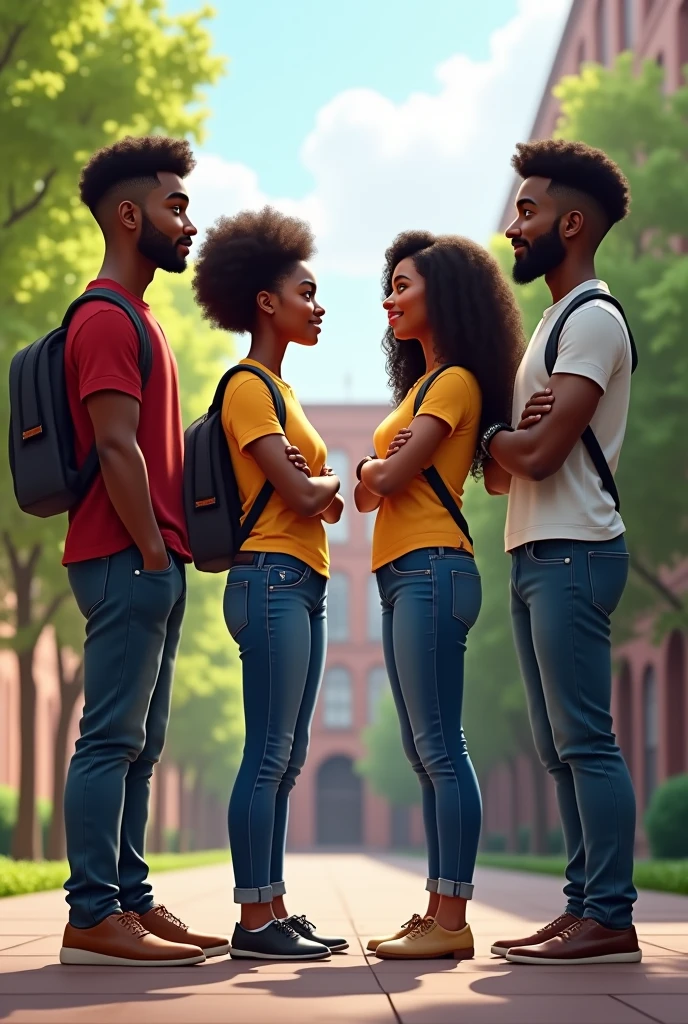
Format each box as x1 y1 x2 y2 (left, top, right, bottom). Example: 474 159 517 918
505 917 642 965
367 914 423 952
139 905 230 958
60 911 206 966
491 912 580 957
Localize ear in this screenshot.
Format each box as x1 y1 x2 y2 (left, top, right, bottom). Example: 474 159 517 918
256 290 275 317
118 200 139 233
562 210 584 240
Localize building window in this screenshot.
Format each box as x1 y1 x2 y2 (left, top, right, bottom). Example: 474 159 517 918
325 449 349 544
323 667 353 729
366 509 376 542
577 39 586 66
328 572 349 642
643 665 658 808
368 666 389 723
367 575 382 641
621 0 634 50
596 0 608 65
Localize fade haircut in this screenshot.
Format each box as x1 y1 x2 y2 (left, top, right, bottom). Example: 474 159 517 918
79 135 196 215
512 139 630 228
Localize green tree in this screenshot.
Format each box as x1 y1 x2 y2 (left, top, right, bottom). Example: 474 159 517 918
357 692 419 808
0 0 223 859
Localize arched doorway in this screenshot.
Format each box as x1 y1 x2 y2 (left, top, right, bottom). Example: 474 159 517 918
666 632 686 776
643 665 659 809
316 755 362 846
616 661 634 775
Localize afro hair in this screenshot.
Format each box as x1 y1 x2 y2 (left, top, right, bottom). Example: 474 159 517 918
193 206 316 334
511 139 630 226
79 135 196 213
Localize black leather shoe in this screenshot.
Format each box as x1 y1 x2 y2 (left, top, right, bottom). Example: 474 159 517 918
230 920 331 961
286 914 349 952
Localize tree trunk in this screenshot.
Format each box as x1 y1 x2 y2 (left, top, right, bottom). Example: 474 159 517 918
178 767 189 853
13 647 40 860
150 762 166 854
528 750 549 854
191 774 204 851
506 757 520 853
46 644 83 861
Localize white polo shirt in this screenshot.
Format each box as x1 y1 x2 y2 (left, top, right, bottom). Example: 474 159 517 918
504 279 632 552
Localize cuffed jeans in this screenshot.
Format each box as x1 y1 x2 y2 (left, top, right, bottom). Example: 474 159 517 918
64 546 186 928
224 552 327 904
510 537 637 929
376 547 483 899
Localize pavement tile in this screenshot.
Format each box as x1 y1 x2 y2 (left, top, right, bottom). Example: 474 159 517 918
389 992 657 1023
615 995 688 1023
0 937 43 952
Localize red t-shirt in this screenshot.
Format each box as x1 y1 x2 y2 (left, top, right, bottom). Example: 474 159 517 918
63 279 191 565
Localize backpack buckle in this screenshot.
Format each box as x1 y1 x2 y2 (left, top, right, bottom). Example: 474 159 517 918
195 496 216 508
22 425 43 440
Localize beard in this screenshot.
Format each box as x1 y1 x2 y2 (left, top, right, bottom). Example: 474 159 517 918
137 212 188 274
512 217 566 285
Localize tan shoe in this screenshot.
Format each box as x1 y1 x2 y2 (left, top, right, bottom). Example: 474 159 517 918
139 904 230 958
60 912 206 966
491 912 580 957
366 913 423 952
375 917 474 961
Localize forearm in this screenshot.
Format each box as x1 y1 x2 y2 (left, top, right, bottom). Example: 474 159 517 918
483 459 512 495
489 429 545 481
302 475 340 517
97 442 166 557
321 493 345 524
359 457 401 497
354 479 381 512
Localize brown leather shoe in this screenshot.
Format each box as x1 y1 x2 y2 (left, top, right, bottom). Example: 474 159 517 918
139 904 230 958
60 911 206 966
491 912 580 956
505 917 642 965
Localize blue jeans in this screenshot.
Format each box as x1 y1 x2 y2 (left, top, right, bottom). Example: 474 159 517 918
64 547 186 928
224 552 327 904
376 547 483 899
510 537 637 929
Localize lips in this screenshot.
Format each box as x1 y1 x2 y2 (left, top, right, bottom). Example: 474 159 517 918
512 242 527 257
388 312 403 324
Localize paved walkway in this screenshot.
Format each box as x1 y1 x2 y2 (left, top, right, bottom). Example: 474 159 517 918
1 853 687 1023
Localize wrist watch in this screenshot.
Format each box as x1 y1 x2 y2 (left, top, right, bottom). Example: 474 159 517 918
480 422 514 460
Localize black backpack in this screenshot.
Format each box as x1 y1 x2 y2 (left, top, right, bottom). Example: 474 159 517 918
9 289 152 518
544 288 638 512
184 364 286 573
413 365 473 545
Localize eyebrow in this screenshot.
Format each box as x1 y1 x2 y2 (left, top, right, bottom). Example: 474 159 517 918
393 273 412 284
165 191 189 203
300 279 316 288
516 197 537 209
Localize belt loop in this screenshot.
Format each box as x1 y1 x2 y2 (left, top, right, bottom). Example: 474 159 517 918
256 551 266 568
438 546 444 557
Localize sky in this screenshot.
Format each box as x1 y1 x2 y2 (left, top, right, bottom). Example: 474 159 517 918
167 0 571 403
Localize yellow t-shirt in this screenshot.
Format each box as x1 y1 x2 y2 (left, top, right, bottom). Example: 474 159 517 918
221 358 329 577
371 366 481 571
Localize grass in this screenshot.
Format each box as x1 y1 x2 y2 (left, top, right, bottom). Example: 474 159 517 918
0 849 230 899
477 853 688 896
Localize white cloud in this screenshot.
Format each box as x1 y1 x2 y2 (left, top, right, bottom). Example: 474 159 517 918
189 0 570 275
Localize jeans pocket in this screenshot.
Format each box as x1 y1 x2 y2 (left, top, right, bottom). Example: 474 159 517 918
526 540 573 565
224 580 249 638
67 557 110 619
268 564 310 589
451 569 482 629
588 551 630 616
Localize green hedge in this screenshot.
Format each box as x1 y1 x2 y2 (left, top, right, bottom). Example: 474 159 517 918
645 775 688 859
477 854 688 896
0 849 230 899
0 786 52 857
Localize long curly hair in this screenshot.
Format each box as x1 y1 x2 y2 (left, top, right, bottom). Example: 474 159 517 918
381 230 525 473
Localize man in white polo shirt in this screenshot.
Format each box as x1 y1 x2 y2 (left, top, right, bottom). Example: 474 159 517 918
483 139 639 966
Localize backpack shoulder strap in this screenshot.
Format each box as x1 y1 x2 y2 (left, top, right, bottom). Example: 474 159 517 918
211 364 287 547
544 288 638 378
411 364 472 546
544 288 635 514
63 288 153 388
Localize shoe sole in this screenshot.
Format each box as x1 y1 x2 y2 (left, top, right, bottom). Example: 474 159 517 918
203 943 231 957
328 942 349 952
490 945 509 956
229 947 331 961
506 950 642 966
375 947 474 961
60 948 206 967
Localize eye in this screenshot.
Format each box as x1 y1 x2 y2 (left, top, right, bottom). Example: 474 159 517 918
523 209 533 219
171 205 182 215
397 283 407 293
303 289 313 300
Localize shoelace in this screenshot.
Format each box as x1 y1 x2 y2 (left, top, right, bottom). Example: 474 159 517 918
559 919 587 942
401 913 423 932
537 913 572 935
292 914 315 933
274 919 299 939
154 905 188 931
407 917 435 940
117 911 149 937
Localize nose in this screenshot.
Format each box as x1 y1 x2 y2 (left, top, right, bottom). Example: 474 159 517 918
316 302 325 317
382 295 394 309
185 218 198 237
505 219 519 239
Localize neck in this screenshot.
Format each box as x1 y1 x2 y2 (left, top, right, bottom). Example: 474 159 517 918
98 246 156 300
419 334 442 375
247 326 289 378
545 252 597 305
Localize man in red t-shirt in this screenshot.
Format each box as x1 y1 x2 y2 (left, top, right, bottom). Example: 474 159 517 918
59 136 228 968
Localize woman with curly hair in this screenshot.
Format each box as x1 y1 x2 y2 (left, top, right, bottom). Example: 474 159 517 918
355 231 525 961
193 207 347 963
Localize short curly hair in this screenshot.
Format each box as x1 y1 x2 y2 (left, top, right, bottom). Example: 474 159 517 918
382 231 525 474
511 139 630 226
79 135 196 213
193 206 316 333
